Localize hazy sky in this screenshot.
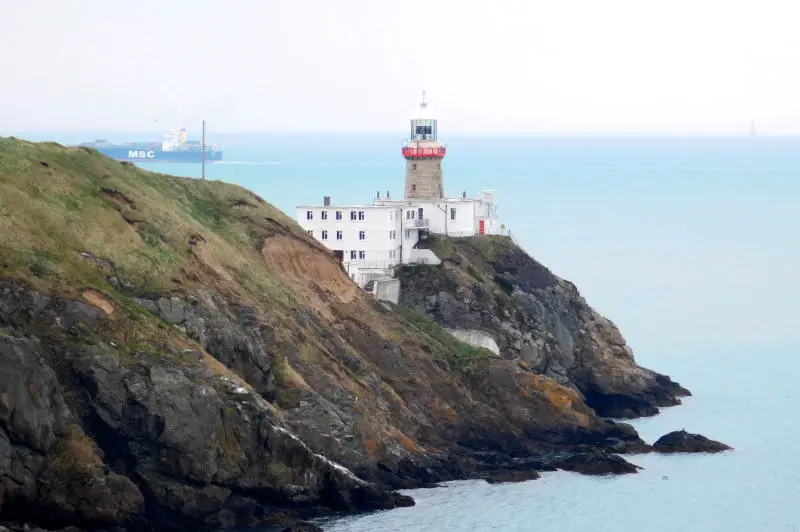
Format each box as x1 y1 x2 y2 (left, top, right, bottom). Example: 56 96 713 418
2 0 799 134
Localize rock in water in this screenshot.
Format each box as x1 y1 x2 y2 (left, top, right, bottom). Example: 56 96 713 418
550 451 641 475
653 430 733 453
485 470 541 484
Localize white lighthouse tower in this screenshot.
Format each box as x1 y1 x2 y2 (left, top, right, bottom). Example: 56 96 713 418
403 92 446 200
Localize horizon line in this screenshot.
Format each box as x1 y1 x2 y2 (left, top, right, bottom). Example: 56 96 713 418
4 129 800 139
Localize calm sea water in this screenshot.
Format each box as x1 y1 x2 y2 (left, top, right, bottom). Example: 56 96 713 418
14 132 800 530
320 347 800 532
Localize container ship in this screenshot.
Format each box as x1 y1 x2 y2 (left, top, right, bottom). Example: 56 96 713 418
79 126 223 163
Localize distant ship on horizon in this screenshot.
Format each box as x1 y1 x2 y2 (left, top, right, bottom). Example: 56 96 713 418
78 125 223 163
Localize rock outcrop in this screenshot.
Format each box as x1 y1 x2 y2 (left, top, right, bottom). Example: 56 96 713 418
549 451 641 475
0 137 689 530
653 430 732 453
396 235 691 418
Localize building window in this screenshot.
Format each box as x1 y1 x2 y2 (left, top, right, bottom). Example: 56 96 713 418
412 184 416 192
412 163 417 171
359 230 365 240
336 230 342 240
350 251 357 259
336 211 342 220
358 251 365 259
358 211 365 220
389 230 395 239
450 207 456 220
350 211 357 220
322 230 328 240
306 210 313 220
321 210 328 220
307 230 313 237
389 211 393 220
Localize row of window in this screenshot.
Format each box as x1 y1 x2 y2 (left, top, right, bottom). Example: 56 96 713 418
345 249 399 261
307 229 413 241
306 210 366 221
305 206 456 222
409 162 442 170
343 250 399 260
308 229 367 240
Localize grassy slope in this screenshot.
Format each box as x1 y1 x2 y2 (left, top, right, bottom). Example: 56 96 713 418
1 138 312 347
0 137 297 298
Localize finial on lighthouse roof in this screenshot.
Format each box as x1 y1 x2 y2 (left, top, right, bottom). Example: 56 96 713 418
411 91 434 120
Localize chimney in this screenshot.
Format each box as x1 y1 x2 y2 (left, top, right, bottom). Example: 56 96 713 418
462 191 466 199
387 190 390 199
377 190 380 199
323 196 331 207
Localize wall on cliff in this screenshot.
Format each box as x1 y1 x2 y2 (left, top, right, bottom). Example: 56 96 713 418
0 137 666 530
396 235 690 418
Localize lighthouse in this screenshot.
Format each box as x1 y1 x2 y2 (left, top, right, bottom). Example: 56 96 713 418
296 93 502 292
403 92 446 200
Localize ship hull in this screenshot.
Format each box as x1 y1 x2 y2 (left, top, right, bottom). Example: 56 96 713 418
91 146 223 163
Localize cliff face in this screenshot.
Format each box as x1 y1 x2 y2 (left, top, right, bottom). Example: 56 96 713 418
396 236 690 418
0 138 679 531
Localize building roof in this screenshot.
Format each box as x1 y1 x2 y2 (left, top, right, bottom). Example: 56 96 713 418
297 196 490 210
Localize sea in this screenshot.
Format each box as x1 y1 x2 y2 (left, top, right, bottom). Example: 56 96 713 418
11 132 800 531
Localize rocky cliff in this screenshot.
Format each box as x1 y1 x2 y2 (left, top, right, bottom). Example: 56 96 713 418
397 235 690 418
0 137 685 531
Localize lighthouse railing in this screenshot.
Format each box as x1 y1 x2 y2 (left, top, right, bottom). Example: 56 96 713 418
401 146 447 158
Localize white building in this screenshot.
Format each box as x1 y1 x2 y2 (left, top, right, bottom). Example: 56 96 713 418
296 94 502 289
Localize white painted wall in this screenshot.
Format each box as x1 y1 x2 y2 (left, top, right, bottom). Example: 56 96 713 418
297 203 426 287
445 329 501 356
409 248 441 265
297 204 405 268
296 192 501 287
373 279 400 304
374 198 480 237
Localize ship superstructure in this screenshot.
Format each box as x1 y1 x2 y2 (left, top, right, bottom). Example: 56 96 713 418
79 125 222 163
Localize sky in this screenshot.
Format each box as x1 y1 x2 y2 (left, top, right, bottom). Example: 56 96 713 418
2 0 800 135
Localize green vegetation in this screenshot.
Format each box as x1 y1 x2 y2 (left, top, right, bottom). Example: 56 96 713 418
394 304 495 369
0 137 301 308
46 425 101 482
421 234 517 265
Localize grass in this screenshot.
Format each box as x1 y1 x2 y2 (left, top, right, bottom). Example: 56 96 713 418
393 304 495 370
47 424 102 482
0 137 299 310
421 234 517 265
